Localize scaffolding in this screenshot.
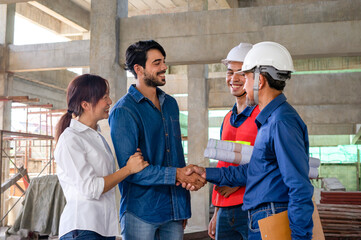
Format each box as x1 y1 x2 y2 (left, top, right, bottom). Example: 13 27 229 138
0 131 54 226
0 97 65 227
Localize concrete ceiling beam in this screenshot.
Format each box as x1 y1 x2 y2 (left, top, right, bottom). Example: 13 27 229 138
12 76 67 109
208 72 361 108
118 0 361 65
13 69 77 90
8 40 89 72
0 0 36 3
28 0 90 32
16 3 82 37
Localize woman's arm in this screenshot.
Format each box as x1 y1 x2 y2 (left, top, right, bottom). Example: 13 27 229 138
102 149 149 193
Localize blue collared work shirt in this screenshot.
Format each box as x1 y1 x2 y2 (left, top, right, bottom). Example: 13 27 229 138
207 94 314 239
108 85 191 224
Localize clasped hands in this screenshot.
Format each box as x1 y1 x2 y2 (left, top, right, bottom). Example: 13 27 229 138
176 165 206 191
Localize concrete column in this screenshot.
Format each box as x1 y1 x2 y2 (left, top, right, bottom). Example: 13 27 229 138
0 3 15 131
187 64 209 232
0 3 15 227
89 0 128 102
89 0 127 153
89 2 128 232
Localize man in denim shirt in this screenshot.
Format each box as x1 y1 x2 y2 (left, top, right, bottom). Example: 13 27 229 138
185 42 314 240
109 40 206 240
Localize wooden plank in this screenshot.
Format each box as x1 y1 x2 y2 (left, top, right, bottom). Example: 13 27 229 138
317 203 361 209
0 167 27 194
0 130 54 140
12 104 53 109
318 203 361 238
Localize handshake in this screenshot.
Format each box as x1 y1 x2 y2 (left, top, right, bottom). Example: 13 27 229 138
176 165 207 191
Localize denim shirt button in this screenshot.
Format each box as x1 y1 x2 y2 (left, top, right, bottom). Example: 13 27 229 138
167 149 170 152
165 133 168 137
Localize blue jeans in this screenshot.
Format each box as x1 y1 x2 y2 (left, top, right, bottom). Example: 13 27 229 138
60 230 115 240
120 212 184 240
216 205 248 240
247 202 288 240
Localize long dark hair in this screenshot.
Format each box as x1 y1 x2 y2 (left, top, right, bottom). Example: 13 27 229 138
55 74 109 141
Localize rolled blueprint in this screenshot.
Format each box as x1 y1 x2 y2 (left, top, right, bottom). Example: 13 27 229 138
207 138 244 153
309 157 321 168
204 146 253 165
309 167 319 179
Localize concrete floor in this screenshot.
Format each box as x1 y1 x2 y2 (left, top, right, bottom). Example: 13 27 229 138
1 227 211 240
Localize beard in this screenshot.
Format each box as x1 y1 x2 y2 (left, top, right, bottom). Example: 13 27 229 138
144 71 166 87
246 95 256 107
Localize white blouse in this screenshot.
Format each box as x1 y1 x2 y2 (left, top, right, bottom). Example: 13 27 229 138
55 119 119 237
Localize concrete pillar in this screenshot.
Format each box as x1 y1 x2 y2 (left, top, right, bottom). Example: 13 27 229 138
0 3 15 227
89 0 127 155
187 64 209 232
0 3 14 131
89 2 128 232
89 0 128 102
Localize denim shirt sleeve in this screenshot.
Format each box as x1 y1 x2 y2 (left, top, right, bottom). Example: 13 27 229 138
273 120 314 240
109 107 176 185
206 165 248 187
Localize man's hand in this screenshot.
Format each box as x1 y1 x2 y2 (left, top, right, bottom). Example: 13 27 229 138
215 186 240 198
178 165 207 190
208 207 218 239
183 219 187 230
185 164 206 178
176 165 206 191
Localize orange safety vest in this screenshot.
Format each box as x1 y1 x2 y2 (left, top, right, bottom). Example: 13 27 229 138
212 105 260 207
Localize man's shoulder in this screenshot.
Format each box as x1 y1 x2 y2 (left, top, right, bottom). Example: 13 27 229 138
163 93 180 108
164 93 177 102
271 101 306 126
112 92 137 110
109 93 140 120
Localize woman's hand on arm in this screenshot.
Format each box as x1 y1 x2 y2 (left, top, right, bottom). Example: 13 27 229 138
102 149 149 194
124 148 149 174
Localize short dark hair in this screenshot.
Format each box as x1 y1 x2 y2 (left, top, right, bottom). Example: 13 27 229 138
125 40 166 79
261 72 288 91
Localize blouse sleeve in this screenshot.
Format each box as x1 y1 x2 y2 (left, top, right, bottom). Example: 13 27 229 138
55 132 105 200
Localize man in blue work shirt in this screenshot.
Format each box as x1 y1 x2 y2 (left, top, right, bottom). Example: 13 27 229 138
185 41 314 240
109 40 206 240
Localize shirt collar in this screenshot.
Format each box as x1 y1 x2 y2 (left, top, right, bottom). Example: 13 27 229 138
129 84 145 103
255 93 287 127
70 119 101 133
231 103 257 117
128 84 166 105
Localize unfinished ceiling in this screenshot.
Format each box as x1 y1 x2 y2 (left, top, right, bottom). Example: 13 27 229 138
12 0 236 40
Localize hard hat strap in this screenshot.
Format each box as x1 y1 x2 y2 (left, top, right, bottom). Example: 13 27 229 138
259 66 290 81
253 67 260 105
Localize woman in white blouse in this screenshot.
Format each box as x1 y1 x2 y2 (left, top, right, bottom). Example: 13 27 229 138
55 74 149 240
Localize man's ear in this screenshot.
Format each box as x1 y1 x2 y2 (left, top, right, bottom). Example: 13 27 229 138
259 74 267 90
134 64 144 76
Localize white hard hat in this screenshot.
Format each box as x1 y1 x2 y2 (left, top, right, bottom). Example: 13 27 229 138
241 41 295 73
222 43 253 65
